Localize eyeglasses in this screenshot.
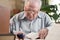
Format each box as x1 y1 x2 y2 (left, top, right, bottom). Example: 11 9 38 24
25 10 38 14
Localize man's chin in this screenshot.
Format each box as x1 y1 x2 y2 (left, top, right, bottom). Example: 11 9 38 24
28 18 34 21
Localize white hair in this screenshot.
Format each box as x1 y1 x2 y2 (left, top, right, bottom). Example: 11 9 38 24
24 0 42 9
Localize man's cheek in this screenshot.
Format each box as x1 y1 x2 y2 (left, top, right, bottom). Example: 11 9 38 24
34 14 37 18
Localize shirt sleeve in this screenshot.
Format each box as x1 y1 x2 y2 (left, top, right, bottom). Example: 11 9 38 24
10 12 25 34
10 14 20 34
45 14 55 31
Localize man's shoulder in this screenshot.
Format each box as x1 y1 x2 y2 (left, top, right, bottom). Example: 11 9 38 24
14 11 24 17
38 11 48 18
10 11 25 20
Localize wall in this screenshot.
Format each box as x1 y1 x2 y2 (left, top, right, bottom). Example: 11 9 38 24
0 0 16 34
0 6 10 34
0 0 16 10
0 0 24 34
15 0 24 11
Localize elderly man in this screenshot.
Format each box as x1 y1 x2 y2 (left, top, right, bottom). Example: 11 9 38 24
10 0 53 39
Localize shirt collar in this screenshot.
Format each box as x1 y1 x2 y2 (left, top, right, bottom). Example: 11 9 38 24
37 11 42 18
18 11 42 20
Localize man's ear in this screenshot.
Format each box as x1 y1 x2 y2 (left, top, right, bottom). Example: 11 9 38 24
24 6 27 11
24 5 29 11
24 6 26 11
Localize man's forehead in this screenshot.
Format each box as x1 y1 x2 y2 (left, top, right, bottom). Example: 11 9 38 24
26 3 39 9
25 6 39 11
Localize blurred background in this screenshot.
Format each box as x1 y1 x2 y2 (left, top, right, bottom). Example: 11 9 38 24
0 0 60 22
0 0 60 40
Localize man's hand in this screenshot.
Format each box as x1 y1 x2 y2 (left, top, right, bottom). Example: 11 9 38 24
14 31 25 39
13 31 23 35
39 28 48 39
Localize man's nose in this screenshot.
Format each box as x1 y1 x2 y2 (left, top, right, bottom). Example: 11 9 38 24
30 12 34 15
30 13 34 15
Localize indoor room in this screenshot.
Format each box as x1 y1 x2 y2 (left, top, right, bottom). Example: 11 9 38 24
0 0 60 40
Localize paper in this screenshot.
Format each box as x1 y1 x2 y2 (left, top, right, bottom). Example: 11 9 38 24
25 32 39 39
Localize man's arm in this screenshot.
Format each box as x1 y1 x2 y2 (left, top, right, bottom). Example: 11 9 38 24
10 14 19 34
38 13 55 39
45 14 55 31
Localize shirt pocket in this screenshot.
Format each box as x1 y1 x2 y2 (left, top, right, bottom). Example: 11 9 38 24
32 19 41 32
20 21 31 34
